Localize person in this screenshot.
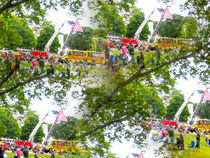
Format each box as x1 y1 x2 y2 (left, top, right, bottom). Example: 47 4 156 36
33 150 38 158
168 126 175 145
128 45 135 63
51 151 55 158
196 131 200 148
104 43 110 62
23 146 29 158
0 144 4 158
179 131 185 150
161 128 167 139
205 134 209 146
16 148 21 158
155 47 160 66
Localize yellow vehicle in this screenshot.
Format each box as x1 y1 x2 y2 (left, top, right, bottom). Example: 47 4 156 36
44 139 84 153
61 50 105 64
150 37 194 50
190 119 210 132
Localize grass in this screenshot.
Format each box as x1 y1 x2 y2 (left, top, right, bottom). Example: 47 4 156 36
5 152 86 158
167 133 210 158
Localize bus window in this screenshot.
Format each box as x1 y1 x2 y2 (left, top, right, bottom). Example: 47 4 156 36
57 141 59 145
53 141 56 145
198 121 201 125
174 40 176 43
162 39 165 43
91 53 93 57
88 52 90 57
70 51 72 56
73 52 75 56
78 52 81 56
75 52 78 56
84 53 86 56
170 39 173 43
81 52 83 56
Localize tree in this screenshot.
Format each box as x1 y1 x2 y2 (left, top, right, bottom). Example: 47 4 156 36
198 102 210 119
0 120 7 137
158 14 197 38
69 27 95 50
166 91 190 122
93 2 127 36
8 15 36 49
52 116 78 140
0 0 209 156
0 15 22 49
126 9 150 40
20 112 45 143
0 110 21 138
36 22 60 53
0 0 136 24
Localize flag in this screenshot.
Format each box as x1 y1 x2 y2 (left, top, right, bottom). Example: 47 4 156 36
67 21 75 25
132 153 144 158
201 89 210 101
161 8 173 20
55 110 67 122
71 20 83 32
157 8 164 13
52 110 59 115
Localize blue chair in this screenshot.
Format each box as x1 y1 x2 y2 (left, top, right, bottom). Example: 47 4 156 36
189 141 195 148
188 141 197 151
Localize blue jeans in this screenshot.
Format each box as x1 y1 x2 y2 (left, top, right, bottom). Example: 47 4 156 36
196 140 200 148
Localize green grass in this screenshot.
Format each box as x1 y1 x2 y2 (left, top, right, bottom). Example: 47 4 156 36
167 133 210 158
5 152 86 158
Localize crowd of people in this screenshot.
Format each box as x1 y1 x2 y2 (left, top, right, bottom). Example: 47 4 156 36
150 123 210 151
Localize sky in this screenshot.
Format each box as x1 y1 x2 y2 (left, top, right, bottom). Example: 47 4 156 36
30 0 208 157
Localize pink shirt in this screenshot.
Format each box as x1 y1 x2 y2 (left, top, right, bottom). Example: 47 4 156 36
122 48 127 55
16 150 21 157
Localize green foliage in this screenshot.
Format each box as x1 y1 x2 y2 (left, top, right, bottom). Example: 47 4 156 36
69 27 95 51
0 120 7 137
0 15 22 49
0 110 21 138
166 91 190 122
8 15 36 49
20 112 45 142
36 22 60 53
159 14 197 38
53 117 78 140
198 102 210 119
126 9 150 40
93 2 127 36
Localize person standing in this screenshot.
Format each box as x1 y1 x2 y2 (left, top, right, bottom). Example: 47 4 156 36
196 131 200 148
0 144 4 158
51 151 55 158
179 131 185 150
105 43 110 62
128 45 135 63
16 148 21 158
23 146 29 158
168 126 175 145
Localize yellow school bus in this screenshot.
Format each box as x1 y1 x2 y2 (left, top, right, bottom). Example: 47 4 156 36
44 140 84 153
61 50 105 64
150 37 194 50
190 119 210 132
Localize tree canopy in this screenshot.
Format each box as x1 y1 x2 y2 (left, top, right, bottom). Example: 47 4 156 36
0 109 21 138
36 22 60 53
159 14 197 38
126 9 150 40
0 0 209 156
20 111 45 143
